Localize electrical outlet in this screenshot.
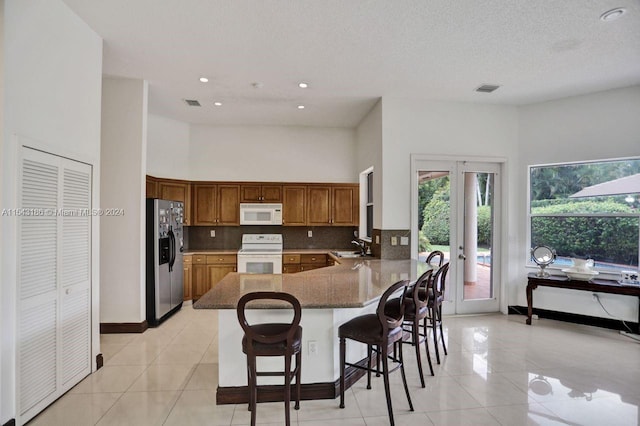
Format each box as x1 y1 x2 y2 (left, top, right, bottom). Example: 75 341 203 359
307 230 313 238
400 236 409 245
308 341 318 356
375 235 380 244
391 236 398 246
210 230 215 238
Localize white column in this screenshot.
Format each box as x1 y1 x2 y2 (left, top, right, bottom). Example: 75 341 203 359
464 173 477 286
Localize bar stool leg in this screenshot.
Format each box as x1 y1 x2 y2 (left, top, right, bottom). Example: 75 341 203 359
339 337 346 409
381 344 396 426
248 356 257 426
412 318 426 388
398 340 414 411
284 354 292 426
422 317 434 376
366 344 373 389
438 305 447 355
431 306 441 364
295 351 301 410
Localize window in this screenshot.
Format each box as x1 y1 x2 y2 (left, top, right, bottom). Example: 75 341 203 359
359 167 373 240
529 158 640 273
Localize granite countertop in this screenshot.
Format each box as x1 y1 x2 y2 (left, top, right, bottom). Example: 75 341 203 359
193 257 432 310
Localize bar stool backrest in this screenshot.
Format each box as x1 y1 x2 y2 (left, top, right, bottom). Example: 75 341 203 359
237 291 302 352
378 280 410 333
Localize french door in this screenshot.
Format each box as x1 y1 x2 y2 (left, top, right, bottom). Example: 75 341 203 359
412 157 502 314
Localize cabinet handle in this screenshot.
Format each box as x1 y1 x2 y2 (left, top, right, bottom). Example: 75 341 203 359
311 257 316 261
218 258 223 261
233 267 236 272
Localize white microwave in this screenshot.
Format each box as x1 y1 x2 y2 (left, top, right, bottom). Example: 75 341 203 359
239 203 283 225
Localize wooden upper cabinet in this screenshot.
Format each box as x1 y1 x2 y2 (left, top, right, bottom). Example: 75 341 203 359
146 176 158 198
218 185 240 225
157 179 191 225
192 183 239 226
332 185 359 226
307 184 358 226
193 184 217 225
240 184 282 203
282 185 306 226
307 186 332 226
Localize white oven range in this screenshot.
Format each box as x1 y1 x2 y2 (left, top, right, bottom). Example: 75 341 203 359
237 234 283 274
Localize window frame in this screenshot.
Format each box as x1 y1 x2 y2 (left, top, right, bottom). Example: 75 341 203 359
527 157 640 275
359 167 374 242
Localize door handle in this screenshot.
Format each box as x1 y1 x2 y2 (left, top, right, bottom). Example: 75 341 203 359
458 254 466 260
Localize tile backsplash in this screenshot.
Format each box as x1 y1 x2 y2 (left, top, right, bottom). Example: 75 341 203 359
185 226 358 251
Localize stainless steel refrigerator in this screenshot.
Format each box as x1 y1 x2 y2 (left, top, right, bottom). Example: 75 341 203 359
146 198 184 326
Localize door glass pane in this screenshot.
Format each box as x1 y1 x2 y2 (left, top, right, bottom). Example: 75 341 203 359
462 172 494 300
418 170 451 300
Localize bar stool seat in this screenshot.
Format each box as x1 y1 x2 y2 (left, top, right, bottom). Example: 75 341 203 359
237 292 302 426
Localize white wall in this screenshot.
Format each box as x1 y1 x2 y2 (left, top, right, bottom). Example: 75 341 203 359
355 100 383 229
188 125 357 182
380 98 519 229
147 114 190 179
1 0 102 422
100 77 148 323
514 86 640 321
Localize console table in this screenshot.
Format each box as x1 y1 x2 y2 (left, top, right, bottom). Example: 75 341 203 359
526 273 640 333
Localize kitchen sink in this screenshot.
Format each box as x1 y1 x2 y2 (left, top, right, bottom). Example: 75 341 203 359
331 251 363 258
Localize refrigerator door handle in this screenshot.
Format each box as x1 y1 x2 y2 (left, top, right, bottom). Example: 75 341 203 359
168 229 176 272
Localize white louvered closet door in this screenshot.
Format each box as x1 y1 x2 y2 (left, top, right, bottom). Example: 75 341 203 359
17 147 92 424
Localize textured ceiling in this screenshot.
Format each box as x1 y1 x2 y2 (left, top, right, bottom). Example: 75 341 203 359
62 0 640 128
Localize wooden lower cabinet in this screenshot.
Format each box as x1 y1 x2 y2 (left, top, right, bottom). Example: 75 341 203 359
191 254 237 301
283 253 331 273
183 255 192 301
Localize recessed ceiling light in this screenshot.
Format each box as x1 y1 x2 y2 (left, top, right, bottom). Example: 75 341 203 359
298 82 309 88
199 77 209 83
252 82 264 89
214 102 222 106
297 105 305 109
600 8 626 22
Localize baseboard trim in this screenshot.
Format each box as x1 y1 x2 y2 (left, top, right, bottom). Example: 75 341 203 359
3 419 15 426
100 320 148 334
508 305 639 333
217 356 372 404
96 353 104 370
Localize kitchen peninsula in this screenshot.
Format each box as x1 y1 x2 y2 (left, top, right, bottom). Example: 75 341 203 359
193 256 432 404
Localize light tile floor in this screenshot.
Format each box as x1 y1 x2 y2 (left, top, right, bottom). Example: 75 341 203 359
28 305 640 425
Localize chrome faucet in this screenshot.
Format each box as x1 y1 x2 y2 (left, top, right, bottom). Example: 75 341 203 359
351 240 366 256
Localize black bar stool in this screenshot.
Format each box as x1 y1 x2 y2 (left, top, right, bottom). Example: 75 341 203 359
428 263 449 363
385 269 435 387
237 291 302 426
339 280 413 426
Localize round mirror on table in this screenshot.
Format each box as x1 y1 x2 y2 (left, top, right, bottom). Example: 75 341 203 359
531 245 556 277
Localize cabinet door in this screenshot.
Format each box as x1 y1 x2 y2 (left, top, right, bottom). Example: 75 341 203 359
193 184 217 225
240 185 262 202
183 262 192 301
158 180 191 225
192 264 209 301
261 185 282 202
282 186 306 226
218 185 240 225
146 176 158 198
207 264 236 289
332 185 359 226
307 186 331 225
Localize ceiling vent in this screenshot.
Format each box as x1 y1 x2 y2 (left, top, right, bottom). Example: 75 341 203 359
475 84 501 93
184 99 201 106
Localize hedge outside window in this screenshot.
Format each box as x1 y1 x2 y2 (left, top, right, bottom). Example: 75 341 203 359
529 158 640 273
